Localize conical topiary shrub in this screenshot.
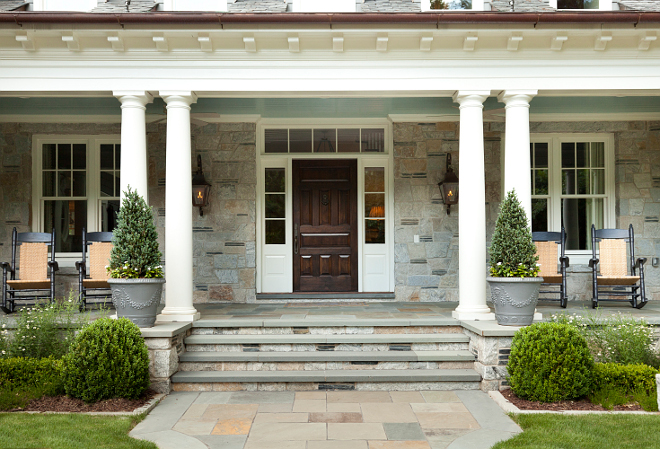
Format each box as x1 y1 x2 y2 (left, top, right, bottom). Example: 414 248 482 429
489 189 539 278
108 186 163 279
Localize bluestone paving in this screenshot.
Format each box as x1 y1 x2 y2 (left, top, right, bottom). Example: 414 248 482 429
130 389 521 449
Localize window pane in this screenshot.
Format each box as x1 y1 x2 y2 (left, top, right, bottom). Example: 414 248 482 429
57 144 71 170
592 169 605 194
591 142 605 168
289 129 312 153
534 170 548 195
100 171 114 197
58 171 71 196
558 0 599 9
534 143 548 168
561 142 575 168
73 171 86 197
361 129 385 153
365 194 385 218
577 169 589 194
365 220 385 244
337 129 360 153
531 199 548 233
43 200 87 252
43 171 55 197
576 142 589 168
43 144 56 170
314 129 336 153
265 168 285 193
562 170 575 194
442 0 472 9
265 194 285 218
265 129 288 154
114 173 121 197
365 167 385 193
562 198 604 250
72 144 86 170
115 144 121 168
265 220 285 244
100 200 120 232
100 144 114 170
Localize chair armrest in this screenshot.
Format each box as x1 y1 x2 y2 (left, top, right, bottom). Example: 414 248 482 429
635 258 647 269
588 258 599 268
0 261 10 270
47 261 59 272
75 261 85 272
559 256 570 269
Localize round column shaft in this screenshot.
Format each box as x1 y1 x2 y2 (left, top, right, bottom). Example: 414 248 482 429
498 90 537 227
452 91 494 321
114 91 153 202
158 91 200 322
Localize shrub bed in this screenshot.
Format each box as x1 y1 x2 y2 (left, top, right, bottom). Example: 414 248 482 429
0 357 64 410
593 362 659 395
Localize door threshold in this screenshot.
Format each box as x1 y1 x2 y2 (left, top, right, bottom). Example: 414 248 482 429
256 292 396 301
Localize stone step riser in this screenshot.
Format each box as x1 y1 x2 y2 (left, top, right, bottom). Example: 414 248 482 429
189 326 465 336
178 361 475 372
171 381 481 392
184 342 470 352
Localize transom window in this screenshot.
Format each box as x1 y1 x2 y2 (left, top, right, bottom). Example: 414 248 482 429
264 128 386 154
530 134 614 258
557 0 599 9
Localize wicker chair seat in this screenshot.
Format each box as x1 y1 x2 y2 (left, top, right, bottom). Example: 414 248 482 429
82 279 110 288
7 279 51 289
597 276 640 286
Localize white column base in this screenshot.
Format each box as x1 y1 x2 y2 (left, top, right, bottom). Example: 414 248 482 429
157 308 201 323
452 309 496 321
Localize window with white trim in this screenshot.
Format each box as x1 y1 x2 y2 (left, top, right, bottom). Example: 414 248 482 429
530 134 615 261
32 136 121 258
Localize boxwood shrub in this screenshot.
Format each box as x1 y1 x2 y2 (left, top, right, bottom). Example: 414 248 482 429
62 317 150 403
0 356 64 396
508 322 594 402
593 362 659 395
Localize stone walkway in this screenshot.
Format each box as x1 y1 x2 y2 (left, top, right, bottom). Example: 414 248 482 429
130 390 521 449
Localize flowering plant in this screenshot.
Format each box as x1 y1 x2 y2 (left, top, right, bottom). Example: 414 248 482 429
108 187 164 279
489 189 540 278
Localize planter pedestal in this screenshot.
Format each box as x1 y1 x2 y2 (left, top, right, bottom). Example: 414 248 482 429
487 277 543 326
107 278 165 328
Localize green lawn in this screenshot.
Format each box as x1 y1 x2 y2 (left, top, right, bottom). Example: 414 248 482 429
493 413 660 449
0 413 157 449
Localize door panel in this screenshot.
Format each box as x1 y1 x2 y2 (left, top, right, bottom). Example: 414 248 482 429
293 159 358 292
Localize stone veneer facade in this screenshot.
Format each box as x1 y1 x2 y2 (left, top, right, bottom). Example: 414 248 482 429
1 120 659 303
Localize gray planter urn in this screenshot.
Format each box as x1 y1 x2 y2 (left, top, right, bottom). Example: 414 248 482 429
487 276 543 326
107 278 165 328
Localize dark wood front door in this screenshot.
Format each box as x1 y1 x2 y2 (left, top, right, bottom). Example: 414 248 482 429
293 159 358 292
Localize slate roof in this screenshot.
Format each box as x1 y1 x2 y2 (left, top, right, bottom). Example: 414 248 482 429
228 0 288 12
0 1 29 11
361 0 421 12
91 0 157 13
618 0 660 11
491 0 555 11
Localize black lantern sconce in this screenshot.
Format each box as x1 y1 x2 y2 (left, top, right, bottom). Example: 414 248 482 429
438 154 459 215
192 155 211 216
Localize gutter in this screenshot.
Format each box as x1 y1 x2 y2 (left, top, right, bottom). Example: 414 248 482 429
0 12 659 27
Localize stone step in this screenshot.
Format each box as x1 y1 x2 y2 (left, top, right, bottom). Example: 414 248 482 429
179 350 475 363
171 368 481 385
184 333 469 345
190 325 463 336
179 360 475 372
191 318 459 329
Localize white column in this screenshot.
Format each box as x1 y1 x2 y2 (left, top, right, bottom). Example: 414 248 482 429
158 91 200 322
114 91 153 202
452 91 495 321
498 90 537 227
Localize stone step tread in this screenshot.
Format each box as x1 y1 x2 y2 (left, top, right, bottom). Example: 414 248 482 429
171 369 482 383
179 350 476 363
192 318 458 328
184 334 470 345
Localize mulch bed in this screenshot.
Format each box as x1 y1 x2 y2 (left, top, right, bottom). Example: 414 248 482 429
14 389 158 413
501 388 643 412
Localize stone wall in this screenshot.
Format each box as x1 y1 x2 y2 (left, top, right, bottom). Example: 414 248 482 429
392 122 502 302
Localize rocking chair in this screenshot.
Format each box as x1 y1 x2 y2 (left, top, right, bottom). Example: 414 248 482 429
1 227 58 314
533 227 569 308
76 228 113 310
589 224 647 309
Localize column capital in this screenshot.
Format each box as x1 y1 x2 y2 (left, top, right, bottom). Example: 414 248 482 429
160 91 198 109
452 91 490 108
497 90 538 108
113 91 154 109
